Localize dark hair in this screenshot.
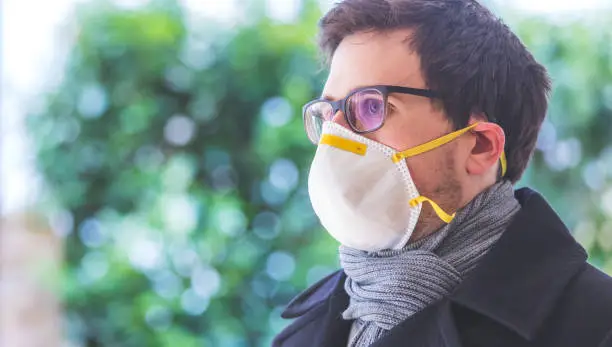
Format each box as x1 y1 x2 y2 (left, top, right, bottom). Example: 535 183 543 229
318 0 551 183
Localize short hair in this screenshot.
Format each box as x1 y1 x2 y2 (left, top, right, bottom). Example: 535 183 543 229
318 0 551 183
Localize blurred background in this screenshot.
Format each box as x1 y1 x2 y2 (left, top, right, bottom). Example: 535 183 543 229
1 0 612 346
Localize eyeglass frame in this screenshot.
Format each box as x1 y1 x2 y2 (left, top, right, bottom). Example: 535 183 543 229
302 85 441 143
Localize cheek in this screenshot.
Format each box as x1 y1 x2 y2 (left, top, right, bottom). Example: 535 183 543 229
405 154 443 192
370 120 421 152
371 106 448 152
404 145 458 196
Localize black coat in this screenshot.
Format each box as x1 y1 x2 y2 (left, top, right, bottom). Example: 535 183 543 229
273 188 612 347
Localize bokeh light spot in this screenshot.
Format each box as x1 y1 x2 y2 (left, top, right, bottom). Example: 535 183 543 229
266 0 301 24
152 270 184 300
261 97 292 127
181 288 210 315
266 251 295 281
269 158 299 193
573 221 597 250
164 114 197 146
79 251 109 284
49 209 74 237
145 305 173 331
191 265 221 299
260 180 289 206
602 188 612 218
78 84 108 119
170 245 200 277
215 205 247 236
253 211 280 240
161 194 199 235
78 218 107 248
128 237 163 271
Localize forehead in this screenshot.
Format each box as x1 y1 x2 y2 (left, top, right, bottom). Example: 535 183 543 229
323 29 425 99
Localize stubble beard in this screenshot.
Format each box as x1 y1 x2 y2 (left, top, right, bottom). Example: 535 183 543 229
408 150 462 243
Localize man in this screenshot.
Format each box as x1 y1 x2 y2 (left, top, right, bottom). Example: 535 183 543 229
273 0 612 346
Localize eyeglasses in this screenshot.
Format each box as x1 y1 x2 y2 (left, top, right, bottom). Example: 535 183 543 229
302 85 440 144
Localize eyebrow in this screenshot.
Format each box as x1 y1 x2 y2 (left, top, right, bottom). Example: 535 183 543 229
387 94 404 103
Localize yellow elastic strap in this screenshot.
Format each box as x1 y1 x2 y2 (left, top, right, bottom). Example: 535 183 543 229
320 134 367 156
500 151 507 177
392 123 480 163
409 196 456 223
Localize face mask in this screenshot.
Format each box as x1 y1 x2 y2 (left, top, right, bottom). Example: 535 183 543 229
307 121 506 252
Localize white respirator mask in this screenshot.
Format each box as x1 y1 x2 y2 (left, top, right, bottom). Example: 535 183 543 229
307 121 505 252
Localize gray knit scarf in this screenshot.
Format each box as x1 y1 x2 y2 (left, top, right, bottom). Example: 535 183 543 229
340 181 520 347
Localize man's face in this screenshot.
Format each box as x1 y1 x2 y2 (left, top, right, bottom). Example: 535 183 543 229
321 29 464 239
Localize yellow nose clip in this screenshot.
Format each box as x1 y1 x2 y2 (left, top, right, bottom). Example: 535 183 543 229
319 134 367 156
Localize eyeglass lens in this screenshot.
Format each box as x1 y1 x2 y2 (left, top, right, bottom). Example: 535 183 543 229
346 89 385 132
304 88 386 144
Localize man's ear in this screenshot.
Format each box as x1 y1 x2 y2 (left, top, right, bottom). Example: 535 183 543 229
466 118 505 176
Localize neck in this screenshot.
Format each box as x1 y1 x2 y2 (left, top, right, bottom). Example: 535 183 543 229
409 179 499 243
408 220 445 243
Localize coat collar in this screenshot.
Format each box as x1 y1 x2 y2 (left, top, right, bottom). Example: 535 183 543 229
448 188 587 339
281 188 588 341
281 270 346 319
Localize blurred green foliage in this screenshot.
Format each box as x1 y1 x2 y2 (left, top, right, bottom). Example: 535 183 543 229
26 1 612 346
